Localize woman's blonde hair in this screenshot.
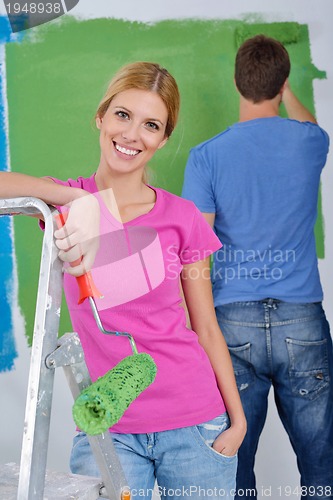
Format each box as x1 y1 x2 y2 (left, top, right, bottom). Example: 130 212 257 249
95 62 180 138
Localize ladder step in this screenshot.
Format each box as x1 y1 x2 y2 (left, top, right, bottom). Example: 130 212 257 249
0 463 104 499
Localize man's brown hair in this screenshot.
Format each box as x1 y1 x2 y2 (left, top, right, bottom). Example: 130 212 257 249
235 34 291 103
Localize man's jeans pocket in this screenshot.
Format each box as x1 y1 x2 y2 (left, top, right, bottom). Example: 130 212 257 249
286 337 330 400
228 343 255 393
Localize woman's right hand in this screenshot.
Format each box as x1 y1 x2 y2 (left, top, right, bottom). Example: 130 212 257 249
54 192 100 277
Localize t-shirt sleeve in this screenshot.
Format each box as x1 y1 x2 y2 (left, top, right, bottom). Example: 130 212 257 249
314 124 330 167
181 148 216 213
179 204 222 265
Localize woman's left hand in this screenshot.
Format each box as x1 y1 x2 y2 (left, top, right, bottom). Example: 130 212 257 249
212 423 246 457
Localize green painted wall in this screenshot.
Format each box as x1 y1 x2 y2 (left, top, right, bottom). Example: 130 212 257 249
6 18 326 343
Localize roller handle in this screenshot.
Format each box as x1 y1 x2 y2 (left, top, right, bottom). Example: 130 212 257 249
54 211 103 304
121 487 131 500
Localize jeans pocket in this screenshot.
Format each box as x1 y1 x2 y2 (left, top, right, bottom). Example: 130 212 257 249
228 343 254 393
194 413 237 459
71 431 87 451
286 337 330 400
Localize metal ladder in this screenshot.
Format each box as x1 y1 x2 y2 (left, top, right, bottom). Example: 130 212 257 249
0 197 130 500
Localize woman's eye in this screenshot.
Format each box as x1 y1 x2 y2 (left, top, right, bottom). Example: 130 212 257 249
146 122 159 130
116 111 129 119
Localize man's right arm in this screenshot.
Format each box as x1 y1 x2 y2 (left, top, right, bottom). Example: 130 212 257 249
281 80 317 124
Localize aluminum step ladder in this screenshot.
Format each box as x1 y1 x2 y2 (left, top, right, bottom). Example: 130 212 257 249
0 197 130 500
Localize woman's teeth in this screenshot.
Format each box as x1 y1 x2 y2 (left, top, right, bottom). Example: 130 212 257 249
115 143 140 156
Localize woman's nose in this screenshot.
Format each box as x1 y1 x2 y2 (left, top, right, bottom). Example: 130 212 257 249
121 122 140 142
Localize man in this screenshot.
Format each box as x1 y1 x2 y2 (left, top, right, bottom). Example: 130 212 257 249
182 35 333 499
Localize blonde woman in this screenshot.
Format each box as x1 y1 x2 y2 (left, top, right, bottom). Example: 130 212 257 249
0 62 246 499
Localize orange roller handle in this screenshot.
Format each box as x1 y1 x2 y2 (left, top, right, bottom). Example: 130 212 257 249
121 488 131 500
54 211 103 304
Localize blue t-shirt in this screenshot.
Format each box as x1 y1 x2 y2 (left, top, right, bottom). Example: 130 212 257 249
182 117 329 305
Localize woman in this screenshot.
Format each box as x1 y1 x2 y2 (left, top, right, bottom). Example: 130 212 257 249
0 62 246 499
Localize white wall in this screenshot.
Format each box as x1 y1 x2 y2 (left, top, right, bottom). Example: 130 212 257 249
1 1 332 498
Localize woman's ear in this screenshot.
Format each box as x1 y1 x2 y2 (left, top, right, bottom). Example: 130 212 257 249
96 116 102 129
157 136 169 150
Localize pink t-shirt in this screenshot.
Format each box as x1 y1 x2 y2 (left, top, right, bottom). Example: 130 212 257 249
52 174 226 433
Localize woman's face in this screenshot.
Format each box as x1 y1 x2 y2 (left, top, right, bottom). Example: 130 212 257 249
96 88 169 178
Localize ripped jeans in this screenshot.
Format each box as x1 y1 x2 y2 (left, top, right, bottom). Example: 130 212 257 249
70 413 237 499
216 300 333 500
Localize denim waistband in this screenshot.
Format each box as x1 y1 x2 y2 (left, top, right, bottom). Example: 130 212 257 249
216 300 326 328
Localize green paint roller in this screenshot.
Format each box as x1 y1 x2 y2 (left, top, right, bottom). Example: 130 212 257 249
235 22 301 48
55 212 157 435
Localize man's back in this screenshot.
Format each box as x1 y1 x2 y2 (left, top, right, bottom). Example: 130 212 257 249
183 115 329 305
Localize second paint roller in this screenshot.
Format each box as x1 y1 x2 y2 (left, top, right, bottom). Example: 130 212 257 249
55 212 157 435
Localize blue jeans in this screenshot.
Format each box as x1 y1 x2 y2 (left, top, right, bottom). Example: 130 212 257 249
216 300 333 500
70 413 237 499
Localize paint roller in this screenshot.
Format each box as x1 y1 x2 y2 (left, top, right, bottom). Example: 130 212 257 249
55 212 157 435
235 22 301 48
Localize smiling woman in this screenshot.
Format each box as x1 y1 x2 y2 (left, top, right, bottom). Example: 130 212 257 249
94 61 179 198
95 89 169 190
0 61 246 499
